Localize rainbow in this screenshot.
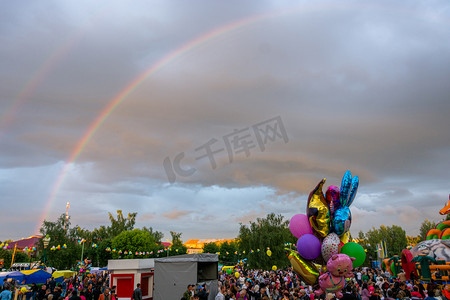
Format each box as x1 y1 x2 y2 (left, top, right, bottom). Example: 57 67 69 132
37 9 290 232
38 2 421 230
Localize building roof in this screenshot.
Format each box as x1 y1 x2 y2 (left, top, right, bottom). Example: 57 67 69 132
155 253 218 263
160 242 171 248
184 239 235 249
8 235 42 250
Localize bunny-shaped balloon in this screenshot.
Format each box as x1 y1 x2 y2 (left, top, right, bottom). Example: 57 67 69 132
331 170 358 236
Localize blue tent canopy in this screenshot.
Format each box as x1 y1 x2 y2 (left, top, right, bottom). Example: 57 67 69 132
6 271 25 283
21 270 52 284
0 272 13 283
3 270 51 284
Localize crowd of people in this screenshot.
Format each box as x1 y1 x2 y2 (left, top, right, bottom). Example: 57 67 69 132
2 266 450 300
0 273 112 300
193 267 450 300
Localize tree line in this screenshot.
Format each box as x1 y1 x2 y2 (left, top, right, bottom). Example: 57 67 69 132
0 210 187 270
205 214 437 270
0 211 439 271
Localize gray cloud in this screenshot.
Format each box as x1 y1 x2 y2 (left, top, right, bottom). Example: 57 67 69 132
1 1 450 241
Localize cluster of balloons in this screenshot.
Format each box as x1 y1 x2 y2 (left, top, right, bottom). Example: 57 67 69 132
106 247 167 256
23 246 36 252
76 258 92 273
287 171 366 285
0 243 9 249
50 244 67 251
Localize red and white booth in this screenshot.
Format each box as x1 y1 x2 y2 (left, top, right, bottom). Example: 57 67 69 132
108 259 155 300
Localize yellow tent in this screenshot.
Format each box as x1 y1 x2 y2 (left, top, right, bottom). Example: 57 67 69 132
52 270 75 279
21 270 42 275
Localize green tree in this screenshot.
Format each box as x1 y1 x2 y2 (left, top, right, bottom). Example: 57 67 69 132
168 231 187 256
84 239 112 267
39 214 82 269
142 226 164 243
170 231 182 246
356 231 371 267
0 249 30 269
363 225 407 263
12 251 30 263
111 229 158 259
219 241 239 264
419 219 436 242
203 243 220 254
0 249 13 268
238 213 297 269
107 210 137 238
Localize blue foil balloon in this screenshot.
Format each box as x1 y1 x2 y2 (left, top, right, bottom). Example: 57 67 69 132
347 176 359 207
332 206 352 236
340 170 352 206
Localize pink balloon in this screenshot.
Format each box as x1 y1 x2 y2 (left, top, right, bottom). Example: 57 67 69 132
289 214 313 238
297 234 321 260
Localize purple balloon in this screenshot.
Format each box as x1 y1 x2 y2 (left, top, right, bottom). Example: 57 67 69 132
289 214 313 238
297 234 321 260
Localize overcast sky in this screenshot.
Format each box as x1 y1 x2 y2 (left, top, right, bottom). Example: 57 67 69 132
1 0 450 243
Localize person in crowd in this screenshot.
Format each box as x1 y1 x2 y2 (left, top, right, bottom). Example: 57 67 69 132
92 285 101 300
0 287 12 300
29 283 37 300
402 282 412 298
64 290 72 300
84 284 93 300
52 286 62 300
48 279 56 293
182 284 194 300
434 268 443 284
361 283 370 300
237 289 248 300
197 285 208 300
69 290 81 300
385 290 396 300
369 287 381 300
79 291 86 300
36 285 47 300
44 289 53 300
425 290 437 300
442 285 450 300
109 287 116 300
356 270 362 286
131 284 141 300
411 286 424 300
215 285 226 300
361 272 370 284
433 289 443 300
98 288 110 300
397 290 407 300
2 279 10 291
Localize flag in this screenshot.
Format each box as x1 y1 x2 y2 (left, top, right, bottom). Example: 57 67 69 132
377 241 388 259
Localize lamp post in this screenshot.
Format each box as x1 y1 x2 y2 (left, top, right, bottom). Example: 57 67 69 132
79 239 86 261
42 235 51 266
